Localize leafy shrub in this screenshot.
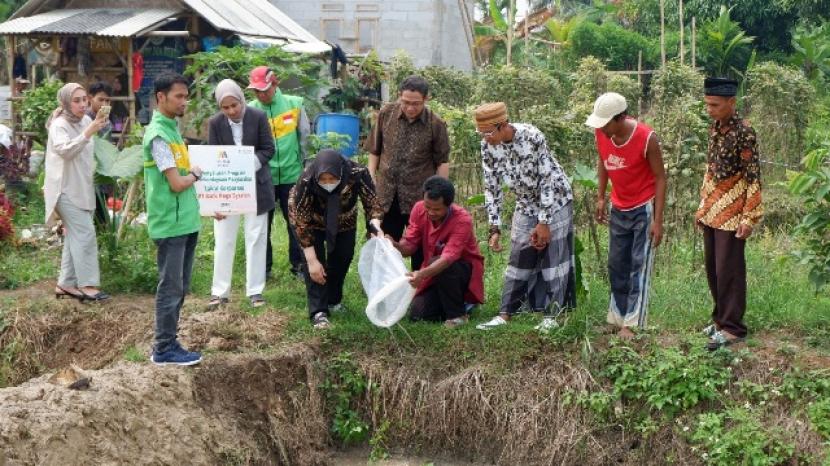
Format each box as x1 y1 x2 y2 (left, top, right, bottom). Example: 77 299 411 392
789 142 830 289
601 343 732 417
19 79 64 146
569 56 608 120
691 408 795 465
321 352 372 446
473 65 564 119
568 21 657 70
808 399 830 441
100 228 158 293
386 49 417 89
428 102 482 201
420 66 476 108
648 61 708 231
185 46 326 136
607 74 642 115
745 61 815 167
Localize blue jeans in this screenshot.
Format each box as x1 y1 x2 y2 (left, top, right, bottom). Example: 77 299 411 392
153 232 198 353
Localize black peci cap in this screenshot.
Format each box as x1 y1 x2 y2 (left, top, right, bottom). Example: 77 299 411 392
704 77 738 97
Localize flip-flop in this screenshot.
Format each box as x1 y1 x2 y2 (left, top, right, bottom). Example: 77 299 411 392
55 286 85 302
80 291 110 302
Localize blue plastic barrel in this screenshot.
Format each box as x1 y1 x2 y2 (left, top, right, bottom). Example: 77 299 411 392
315 113 360 157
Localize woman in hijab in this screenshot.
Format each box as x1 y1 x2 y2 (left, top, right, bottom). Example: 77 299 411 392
207 79 276 308
289 149 384 328
44 82 110 302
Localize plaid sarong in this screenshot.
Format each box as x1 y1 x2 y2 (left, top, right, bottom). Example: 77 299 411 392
499 202 576 316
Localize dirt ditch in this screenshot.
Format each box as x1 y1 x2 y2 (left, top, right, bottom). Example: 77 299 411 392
1 282 828 465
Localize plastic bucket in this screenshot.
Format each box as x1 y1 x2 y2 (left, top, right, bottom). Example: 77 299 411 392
315 113 360 157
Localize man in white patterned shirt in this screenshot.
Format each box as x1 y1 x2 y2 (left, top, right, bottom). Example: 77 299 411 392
474 102 575 332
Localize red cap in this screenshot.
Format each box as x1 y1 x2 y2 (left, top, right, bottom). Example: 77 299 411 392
247 66 276 91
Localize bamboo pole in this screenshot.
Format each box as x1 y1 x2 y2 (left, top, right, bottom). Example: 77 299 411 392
637 50 643 116
691 17 697 69
524 11 529 67
660 0 666 68
116 177 139 240
127 37 135 127
679 0 685 65
457 0 477 68
506 0 515 66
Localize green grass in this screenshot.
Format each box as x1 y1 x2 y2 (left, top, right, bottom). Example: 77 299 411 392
2 182 828 357
123 345 145 363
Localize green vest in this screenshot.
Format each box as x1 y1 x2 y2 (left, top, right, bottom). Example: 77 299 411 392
248 89 303 184
142 111 201 240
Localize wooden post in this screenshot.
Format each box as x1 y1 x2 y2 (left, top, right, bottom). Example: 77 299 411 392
679 0 685 65
117 177 139 240
691 17 696 69
126 37 135 127
660 0 666 68
637 50 643 116
506 0 515 66
6 35 14 129
524 12 529 67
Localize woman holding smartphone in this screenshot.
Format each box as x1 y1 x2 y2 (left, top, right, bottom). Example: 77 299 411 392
44 83 111 302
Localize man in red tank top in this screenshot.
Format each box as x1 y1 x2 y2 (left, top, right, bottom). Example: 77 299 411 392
586 93 666 339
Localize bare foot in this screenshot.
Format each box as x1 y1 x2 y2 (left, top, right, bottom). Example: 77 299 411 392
618 327 635 339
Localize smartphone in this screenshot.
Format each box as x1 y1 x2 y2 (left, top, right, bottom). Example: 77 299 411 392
97 105 111 119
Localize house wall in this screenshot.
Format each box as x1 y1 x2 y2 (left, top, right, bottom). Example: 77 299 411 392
271 0 474 71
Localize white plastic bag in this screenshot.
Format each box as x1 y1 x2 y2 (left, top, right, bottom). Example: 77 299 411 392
358 237 415 327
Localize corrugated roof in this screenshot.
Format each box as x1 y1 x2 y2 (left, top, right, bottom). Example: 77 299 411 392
0 8 180 36
180 0 318 42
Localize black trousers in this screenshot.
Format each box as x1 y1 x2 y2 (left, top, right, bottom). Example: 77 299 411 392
267 183 304 274
382 194 424 270
304 229 356 320
703 225 748 338
409 260 472 322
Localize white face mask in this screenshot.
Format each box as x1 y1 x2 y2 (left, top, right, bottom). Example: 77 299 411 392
319 181 339 193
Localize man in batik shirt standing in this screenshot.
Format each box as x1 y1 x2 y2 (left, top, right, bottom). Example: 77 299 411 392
696 77 763 350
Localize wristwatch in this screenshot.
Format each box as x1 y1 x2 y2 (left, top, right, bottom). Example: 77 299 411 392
190 171 201 181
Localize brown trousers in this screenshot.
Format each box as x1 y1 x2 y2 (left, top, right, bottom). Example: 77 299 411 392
702 225 747 338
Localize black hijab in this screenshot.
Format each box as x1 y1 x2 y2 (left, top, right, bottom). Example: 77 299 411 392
297 149 351 254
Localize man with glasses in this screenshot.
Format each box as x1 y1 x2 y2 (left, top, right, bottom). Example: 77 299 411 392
474 102 575 332
365 75 450 270
247 66 310 279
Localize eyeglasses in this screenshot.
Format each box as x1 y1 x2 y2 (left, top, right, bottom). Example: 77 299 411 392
476 123 501 138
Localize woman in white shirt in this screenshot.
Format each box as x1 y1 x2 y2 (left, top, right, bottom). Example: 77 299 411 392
44 83 110 302
206 79 276 308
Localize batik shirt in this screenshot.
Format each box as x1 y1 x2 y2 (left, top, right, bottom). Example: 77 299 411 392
481 123 573 227
695 114 763 230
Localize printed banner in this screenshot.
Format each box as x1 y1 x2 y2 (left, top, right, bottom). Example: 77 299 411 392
188 145 257 216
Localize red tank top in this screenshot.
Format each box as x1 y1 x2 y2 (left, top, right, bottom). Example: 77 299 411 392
595 119 656 210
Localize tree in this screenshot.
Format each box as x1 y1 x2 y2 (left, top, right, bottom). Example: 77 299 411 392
790 24 830 83
698 6 755 79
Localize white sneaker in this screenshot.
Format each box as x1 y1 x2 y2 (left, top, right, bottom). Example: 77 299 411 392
534 317 559 333
476 315 508 330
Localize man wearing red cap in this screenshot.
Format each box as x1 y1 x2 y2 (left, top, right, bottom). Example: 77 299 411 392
247 66 310 279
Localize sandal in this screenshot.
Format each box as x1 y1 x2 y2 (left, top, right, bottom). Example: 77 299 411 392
702 324 719 337
207 296 229 309
249 294 266 308
80 290 110 302
706 330 745 351
55 286 85 302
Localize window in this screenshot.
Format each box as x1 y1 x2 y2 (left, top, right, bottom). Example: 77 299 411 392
321 3 344 12
356 3 379 12
357 19 378 54
321 19 342 43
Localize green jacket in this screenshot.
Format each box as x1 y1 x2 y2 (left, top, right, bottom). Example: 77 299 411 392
249 89 304 185
142 111 201 240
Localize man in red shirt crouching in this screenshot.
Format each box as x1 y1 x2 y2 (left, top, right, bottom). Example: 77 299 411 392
388 176 485 328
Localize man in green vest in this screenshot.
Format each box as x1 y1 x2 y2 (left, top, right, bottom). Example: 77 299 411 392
247 66 309 278
142 72 203 366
